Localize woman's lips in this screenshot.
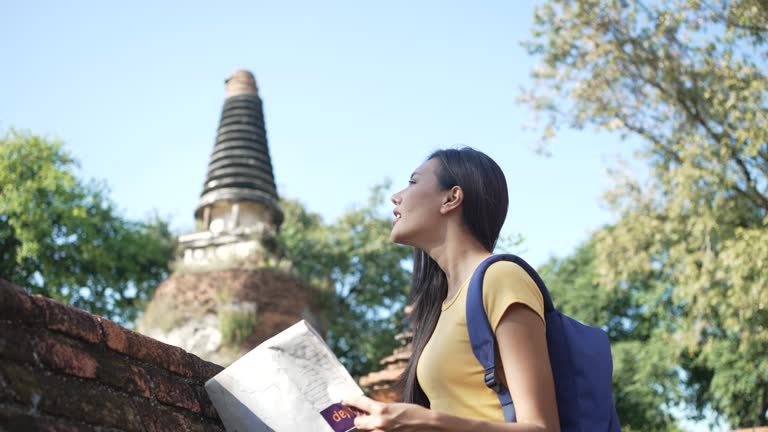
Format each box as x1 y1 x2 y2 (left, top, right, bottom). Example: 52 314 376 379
393 209 402 225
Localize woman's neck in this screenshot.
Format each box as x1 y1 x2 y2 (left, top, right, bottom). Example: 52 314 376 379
426 227 492 300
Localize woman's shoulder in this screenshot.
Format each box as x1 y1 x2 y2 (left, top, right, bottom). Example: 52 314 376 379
484 259 532 283
481 258 545 323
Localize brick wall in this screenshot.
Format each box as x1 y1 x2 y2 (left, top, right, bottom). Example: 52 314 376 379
0 279 226 431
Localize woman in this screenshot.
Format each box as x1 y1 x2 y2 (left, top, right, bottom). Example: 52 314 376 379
343 147 560 431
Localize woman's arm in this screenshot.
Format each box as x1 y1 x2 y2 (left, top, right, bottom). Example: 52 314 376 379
343 395 553 431
494 303 560 431
343 303 560 432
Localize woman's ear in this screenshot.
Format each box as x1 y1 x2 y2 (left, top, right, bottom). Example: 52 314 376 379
440 186 463 214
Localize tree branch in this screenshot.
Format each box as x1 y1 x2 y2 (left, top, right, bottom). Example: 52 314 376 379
700 0 768 35
614 32 768 211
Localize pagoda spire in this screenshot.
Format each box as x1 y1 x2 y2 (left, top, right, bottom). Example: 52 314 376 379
177 69 283 270
195 69 282 231
138 70 324 367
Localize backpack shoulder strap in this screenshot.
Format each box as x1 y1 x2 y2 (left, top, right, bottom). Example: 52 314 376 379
465 254 554 423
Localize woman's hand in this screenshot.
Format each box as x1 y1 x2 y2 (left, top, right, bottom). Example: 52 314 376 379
342 395 435 431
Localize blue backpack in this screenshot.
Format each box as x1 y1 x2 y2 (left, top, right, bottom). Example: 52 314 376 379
466 254 621 431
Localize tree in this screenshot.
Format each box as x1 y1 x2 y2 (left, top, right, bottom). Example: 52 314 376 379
540 236 682 432
0 130 174 324
521 0 768 426
277 183 413 378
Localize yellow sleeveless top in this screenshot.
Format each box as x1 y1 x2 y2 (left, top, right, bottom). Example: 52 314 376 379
416 260 545 421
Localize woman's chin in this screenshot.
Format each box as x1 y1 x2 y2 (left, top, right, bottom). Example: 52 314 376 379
389 228 409 245
389 231 401 244
391 237 418 251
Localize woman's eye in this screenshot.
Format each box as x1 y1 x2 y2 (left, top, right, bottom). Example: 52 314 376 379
407 180 416 185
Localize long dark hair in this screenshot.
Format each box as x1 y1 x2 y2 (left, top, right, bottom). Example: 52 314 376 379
399 147 509 406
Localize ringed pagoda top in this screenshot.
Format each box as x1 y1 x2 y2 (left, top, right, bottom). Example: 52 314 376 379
194 69 282 227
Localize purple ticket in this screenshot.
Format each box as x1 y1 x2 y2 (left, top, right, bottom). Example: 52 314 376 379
320 402 366 432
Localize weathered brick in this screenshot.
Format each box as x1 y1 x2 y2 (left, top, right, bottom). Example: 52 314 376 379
29 417 96 432
0 403 99 432
24 326 153 399
100 318 198 378
203 423 226 432
0 280 40 324
31 295 102 344
99 318 128 352
0 374 9 402
0 362 43 407
97 317 224 382
0 323 37 364
185 418 227 432
0 402 41 432
33 334 98 379
190 355 225 383
193 384 220 420
132 397 192 432
0 409 36 432
42 383 142 431
96 353 152 399
0 362 143 431
153 372 200 413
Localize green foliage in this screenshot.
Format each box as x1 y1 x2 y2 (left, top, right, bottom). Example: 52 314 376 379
0 129 174 324
218 303 259 346
277 182 412 378
522 0 768 427
215 290 259 346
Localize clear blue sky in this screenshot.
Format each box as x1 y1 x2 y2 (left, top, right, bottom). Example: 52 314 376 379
1 0 641 268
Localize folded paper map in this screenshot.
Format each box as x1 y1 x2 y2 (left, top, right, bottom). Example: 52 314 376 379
205 320 365 432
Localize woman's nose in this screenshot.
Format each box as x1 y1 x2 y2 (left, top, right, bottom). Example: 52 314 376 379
391 193 400 205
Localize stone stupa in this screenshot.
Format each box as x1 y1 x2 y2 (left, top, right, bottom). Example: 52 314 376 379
137 70 323 366
180 68 283 268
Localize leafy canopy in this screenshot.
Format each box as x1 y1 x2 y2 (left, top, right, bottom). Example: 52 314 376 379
521 0 768 426
0 130 174 324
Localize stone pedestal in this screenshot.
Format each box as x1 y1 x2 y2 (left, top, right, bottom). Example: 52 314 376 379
176 225 273 271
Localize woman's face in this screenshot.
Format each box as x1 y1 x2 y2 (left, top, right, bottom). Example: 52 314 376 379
390 158 448 248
